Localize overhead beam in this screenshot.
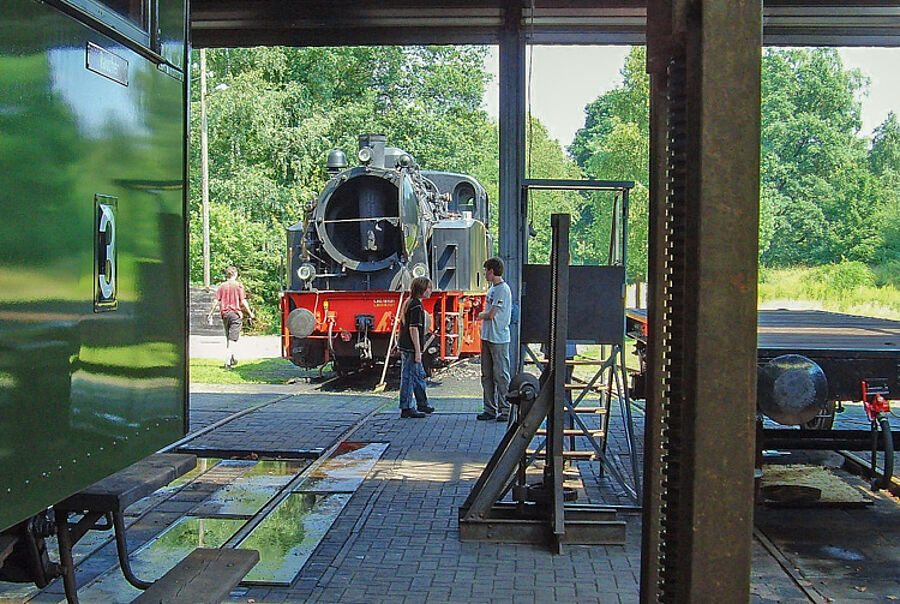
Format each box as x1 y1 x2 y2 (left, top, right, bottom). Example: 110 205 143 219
191 1 900 48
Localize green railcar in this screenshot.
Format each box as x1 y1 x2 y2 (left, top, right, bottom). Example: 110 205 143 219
0 0 188 543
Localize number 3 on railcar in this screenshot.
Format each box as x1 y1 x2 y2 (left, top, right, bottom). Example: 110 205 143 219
282 135 491 374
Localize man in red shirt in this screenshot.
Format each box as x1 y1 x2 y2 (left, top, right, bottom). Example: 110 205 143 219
207 266 254 368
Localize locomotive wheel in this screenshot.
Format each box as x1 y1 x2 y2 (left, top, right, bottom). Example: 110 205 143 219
801 399 836 430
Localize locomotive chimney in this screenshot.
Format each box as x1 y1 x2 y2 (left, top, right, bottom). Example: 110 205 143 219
358 134 386 168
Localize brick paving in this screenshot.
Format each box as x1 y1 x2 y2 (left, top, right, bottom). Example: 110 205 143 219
229 411 644 604
9 380 890 603
183 393 389 456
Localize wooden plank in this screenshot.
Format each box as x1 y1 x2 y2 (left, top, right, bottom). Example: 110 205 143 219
58 454 196 512
132 548 259 604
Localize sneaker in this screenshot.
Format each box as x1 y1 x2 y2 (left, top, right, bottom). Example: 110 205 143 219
417 403 435 414
496 415 509 423
400 408 427 419
476 412 496 421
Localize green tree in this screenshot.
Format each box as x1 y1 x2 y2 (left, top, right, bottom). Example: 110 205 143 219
569 47 649 281
572 46 894 276
524 118 584 263
760 48 883 266
870 112 900 261
869 111 900 177
190 46 497 331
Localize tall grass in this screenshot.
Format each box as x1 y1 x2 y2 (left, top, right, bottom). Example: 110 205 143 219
759 261 900 319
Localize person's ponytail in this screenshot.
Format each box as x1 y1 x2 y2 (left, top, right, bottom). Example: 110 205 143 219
400 276 432 324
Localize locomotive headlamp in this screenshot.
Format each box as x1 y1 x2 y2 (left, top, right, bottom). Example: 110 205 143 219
297 263 316 281
411 263 428 279
358 146 374 164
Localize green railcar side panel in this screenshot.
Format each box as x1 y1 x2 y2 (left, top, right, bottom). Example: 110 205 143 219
0 0 187 531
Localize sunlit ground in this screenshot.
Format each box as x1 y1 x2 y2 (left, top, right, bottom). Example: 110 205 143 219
190 357 309 384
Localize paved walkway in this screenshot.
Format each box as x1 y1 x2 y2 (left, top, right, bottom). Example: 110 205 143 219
190 334 282 361
7 379 895 603
228 405 644 604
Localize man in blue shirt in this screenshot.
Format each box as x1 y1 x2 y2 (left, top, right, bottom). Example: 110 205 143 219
477 257 512 422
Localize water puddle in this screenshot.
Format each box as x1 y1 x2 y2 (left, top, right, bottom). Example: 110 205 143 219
0 581 37 603
238 493 352 585
71 516 243 603
126 458 222 516
293 442 388 493
193 460 309 517
820 545 866 561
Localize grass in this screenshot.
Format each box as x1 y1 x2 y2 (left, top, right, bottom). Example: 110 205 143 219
758 263 900 319
190 357 317 384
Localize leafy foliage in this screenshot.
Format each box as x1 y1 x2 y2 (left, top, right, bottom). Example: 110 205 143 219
190 46 497 331
193 44 899 332
570 47 649 280
759 48 888 266
525 118 584 263
571 46 899 279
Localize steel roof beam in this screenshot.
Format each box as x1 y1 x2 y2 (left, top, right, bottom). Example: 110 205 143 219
191 2 900 48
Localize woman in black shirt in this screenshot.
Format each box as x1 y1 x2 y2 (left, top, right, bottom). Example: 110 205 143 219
398 277 434 418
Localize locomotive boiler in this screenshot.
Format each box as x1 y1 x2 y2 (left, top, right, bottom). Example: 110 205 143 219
281 134 491 373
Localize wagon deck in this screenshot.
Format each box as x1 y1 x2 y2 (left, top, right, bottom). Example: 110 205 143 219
627 307 900 352
625 307 900 402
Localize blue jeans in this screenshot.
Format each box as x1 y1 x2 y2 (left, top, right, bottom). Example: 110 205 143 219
399 350 428 410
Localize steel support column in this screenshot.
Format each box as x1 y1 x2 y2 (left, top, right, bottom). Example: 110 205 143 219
642 1 761 601
499 0 526 371
639 2 672 591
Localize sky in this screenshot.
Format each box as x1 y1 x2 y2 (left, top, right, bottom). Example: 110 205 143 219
483 46 900 149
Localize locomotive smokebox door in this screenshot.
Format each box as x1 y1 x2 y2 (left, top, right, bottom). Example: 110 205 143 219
398 173 420 256
94 195 118 312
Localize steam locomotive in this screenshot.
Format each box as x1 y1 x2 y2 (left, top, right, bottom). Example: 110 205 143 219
281 134 491 373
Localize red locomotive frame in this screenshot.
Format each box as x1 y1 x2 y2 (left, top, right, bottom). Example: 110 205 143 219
281 290 485 367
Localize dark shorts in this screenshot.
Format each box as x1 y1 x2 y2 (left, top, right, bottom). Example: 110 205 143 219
222 311 242 342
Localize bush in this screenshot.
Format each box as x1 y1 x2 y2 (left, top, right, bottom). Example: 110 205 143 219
190 201 284 334
872 260 900 289
759 262 900 319
802 261 874 297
